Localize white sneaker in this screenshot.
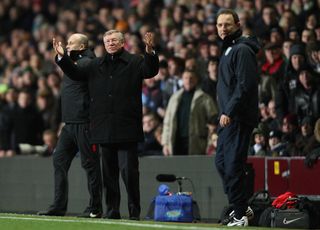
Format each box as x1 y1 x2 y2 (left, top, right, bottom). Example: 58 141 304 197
229 206 254 220
227 216 249 227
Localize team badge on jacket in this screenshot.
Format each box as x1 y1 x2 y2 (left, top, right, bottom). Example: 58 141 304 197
225 47 232 56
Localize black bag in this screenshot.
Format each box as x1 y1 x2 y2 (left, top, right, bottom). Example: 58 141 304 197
220 190 272 226
248 190 273 226
259 196 320 229
270 208 310 229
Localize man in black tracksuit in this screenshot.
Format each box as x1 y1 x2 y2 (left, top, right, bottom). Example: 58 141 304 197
53 30 159 220
38 33 102 217
215 9 260 227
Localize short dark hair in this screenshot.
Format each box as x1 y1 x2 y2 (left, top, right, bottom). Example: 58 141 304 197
216 9 240 24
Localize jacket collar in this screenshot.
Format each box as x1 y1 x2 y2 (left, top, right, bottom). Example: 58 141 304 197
221 29 242 51
69 48 96 61
99 48 130 65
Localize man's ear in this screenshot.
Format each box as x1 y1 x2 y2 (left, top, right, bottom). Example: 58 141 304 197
79 44 85 50
236 22 241 27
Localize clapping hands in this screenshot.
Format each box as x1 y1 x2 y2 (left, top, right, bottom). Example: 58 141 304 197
52 37 65 57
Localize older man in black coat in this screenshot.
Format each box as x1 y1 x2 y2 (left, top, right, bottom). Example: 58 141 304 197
53 30 159 220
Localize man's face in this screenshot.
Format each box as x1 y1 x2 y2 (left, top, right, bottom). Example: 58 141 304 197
216 14 239 40
66 35 83 54
143 115 156 133
262 7 275 25
282 41 292 58
182 71 198 91
103 33 124 54
301 30 313 43
291 54 305 71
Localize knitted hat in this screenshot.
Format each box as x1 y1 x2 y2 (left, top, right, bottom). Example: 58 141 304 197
290 44 305 56
269 130 282 139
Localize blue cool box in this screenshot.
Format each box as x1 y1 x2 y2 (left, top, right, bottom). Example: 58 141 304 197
154 194 193 222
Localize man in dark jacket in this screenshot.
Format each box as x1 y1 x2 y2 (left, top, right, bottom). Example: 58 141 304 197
53 30 159 220
215 9 260 227
38 33 102 217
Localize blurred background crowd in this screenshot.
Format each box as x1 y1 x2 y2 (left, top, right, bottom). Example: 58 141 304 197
0 0 320 158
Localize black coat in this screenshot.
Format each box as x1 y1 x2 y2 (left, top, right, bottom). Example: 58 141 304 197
60 49 95 123
217 30 260 127
57 49 159 143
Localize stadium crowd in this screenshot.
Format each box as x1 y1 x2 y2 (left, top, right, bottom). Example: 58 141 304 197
0 0 320 158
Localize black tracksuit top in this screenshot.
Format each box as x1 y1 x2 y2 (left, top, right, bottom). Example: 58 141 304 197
59 49 96 123
217 30 260 127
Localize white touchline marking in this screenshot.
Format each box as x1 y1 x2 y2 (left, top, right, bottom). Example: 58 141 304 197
0 215 227 230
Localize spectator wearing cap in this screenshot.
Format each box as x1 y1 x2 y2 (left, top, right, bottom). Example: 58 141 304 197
293 64 320 122
276 43 307 119
248 127 268 156
268 129 289 156
291 116 316 156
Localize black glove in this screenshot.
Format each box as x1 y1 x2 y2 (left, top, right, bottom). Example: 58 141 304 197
304 147 320 168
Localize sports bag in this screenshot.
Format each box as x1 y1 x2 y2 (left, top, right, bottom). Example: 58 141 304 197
259 192 319 228
270 208 310 229
154 193 193 222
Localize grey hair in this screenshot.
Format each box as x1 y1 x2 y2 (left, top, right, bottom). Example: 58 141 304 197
103 30 125 43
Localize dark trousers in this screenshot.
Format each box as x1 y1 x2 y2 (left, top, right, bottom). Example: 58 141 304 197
100 142 140 219
174 137 189 155
215 121 253 219
52 123 102 213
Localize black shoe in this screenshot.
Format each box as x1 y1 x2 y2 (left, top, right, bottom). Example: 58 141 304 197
103 211 121 219
129 216 140 221
78 212 102 218
37 208 65 216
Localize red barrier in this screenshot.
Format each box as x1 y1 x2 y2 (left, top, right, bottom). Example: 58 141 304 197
247 157 265 192
248 156 320 197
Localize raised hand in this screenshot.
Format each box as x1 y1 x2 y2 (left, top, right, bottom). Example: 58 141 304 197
143 32 155 54
52 37 65 56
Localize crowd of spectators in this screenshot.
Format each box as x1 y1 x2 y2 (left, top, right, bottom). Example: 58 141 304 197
0 0 320 158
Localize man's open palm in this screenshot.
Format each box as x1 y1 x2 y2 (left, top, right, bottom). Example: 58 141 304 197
52 38 64 56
